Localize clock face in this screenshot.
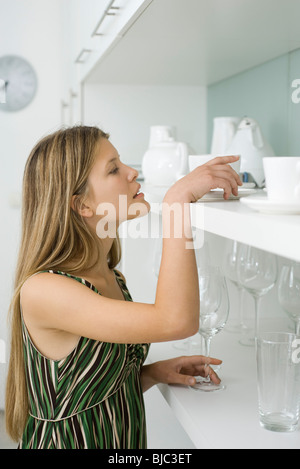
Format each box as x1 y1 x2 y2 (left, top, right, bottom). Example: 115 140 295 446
0 55 37 112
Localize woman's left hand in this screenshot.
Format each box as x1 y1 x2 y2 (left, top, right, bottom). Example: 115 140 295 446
141 355 223 392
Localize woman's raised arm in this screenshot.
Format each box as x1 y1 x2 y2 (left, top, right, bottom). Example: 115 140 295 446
21 156 241 345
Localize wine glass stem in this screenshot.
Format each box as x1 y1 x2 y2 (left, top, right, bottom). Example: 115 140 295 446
203 336 211 382
238 286 245 328
253 295 261 338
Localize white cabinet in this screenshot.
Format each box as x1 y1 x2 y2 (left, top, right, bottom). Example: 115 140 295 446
61 0 300 98
62 0 153 85
86 0 300 86
60 0 153 124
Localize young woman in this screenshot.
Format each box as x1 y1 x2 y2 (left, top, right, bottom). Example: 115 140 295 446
5 126 241 449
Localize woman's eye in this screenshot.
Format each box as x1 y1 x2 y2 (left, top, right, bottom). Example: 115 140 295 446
110 167 119 174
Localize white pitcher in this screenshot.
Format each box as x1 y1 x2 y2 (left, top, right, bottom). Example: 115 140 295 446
226 117 275 187
210 117 241 155
142 137 189 186
148 125 175 148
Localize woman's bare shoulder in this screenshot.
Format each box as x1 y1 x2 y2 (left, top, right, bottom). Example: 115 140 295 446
20 271 88 305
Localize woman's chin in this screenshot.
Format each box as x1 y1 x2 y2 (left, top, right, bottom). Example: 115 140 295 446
128 199 151 220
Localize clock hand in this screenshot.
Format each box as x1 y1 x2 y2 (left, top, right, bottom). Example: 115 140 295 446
0 79 7 103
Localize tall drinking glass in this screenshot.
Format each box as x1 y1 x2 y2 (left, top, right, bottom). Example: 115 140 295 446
256 332 300 432
191 266 229 392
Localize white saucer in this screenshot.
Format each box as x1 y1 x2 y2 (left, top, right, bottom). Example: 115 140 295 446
199 188 256 202
240 195 300 214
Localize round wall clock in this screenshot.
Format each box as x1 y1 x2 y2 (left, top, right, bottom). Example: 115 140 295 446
0 55 38 112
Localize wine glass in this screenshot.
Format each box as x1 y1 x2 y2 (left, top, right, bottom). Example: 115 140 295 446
191 266 229 392
278 262 300 334
222 239 246 334
173 240 211 353
153 238 201 352
236 244 277 345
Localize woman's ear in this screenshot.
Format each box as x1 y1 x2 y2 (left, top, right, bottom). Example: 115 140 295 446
71 195 94 218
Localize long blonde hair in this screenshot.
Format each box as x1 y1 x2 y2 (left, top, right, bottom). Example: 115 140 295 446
5 125 121 442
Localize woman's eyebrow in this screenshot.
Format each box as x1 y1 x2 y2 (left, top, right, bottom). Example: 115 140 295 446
105 157 118 167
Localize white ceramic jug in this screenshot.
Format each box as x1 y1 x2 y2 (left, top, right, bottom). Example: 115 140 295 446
210 117 241 155
142 137 189 186
148 125 175 147
226 117 275 187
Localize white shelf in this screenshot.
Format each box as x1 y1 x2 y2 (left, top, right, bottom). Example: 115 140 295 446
146 187 300 262
190 192 300 262
147 333 300 449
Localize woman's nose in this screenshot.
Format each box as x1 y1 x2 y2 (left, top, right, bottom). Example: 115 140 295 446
127 165 139 181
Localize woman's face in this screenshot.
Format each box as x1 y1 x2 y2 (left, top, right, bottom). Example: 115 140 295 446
83 138 150 236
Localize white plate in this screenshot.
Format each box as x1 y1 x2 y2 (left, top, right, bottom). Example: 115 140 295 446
198 188 257 202
240 195 300 214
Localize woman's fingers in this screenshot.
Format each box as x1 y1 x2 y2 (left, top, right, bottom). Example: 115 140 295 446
190 157 242 200
175 355 223 386
205 154 240 167
166 154 242 203
155 355 223 388
177 365 221 387
204 156 243 194
204 366 221 384
203 162 242 185
179 355 222 386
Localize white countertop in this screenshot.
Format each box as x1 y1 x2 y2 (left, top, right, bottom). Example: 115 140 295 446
147 332 300 449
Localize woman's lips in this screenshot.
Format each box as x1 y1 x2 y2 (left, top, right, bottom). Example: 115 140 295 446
133 191 144 199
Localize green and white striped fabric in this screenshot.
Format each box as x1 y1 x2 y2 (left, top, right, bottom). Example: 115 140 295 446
19 270 150 449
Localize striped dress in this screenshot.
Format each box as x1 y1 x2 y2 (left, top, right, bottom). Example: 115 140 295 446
19 270 150 449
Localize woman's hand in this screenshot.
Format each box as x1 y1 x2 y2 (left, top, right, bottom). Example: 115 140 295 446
141 355 223 392
165 155 243 204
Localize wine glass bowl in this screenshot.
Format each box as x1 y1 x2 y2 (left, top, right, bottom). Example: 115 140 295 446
198 274 227 338
237 246 277 295
191 266 229 392
236 244 277 345
222 240 246 333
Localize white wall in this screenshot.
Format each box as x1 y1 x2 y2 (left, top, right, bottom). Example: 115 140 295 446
82 82 207 304
83 83 207 164
0 0 64 408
